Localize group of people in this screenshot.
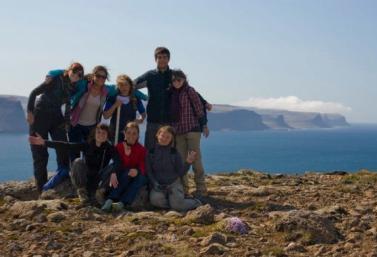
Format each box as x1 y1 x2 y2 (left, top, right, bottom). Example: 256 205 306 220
27 47 211 212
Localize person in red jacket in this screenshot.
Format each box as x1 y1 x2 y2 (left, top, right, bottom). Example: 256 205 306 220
101 122 147 212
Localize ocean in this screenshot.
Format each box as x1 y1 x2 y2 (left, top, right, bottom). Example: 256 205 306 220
1 124 376 182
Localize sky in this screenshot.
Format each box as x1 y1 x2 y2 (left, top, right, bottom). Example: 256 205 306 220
0 0 376 123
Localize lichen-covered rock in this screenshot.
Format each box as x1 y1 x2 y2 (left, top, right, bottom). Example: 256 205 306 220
184 204 215 225
275 210 343 244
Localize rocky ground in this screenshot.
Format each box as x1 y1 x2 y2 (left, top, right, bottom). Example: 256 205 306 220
1 169 377 257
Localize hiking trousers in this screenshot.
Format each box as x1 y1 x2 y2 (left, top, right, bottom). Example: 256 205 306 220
107 170 148 205
175 132 207 194
29 109 69 192
70 158 101 196
149 179 201 212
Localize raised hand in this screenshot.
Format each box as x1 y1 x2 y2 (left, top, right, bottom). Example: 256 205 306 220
27 112 34 125
29 133 45 146
110 173 119 188
203 126 210 138
128 169 138 177
186 150 197 164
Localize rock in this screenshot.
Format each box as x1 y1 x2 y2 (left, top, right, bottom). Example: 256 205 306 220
0 180 38 200
46 240 64 250
164 210 184 218
184 204 215 225
47 211 67 223
201 232 227 246
182 226 195 236
275 210 342 244
8 218 30 231
9 199 68 219
284 242 306 252
248 186 278 197
200 243 229 256
83 251 95 257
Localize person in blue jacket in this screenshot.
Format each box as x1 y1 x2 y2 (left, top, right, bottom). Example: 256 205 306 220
103 74 146 143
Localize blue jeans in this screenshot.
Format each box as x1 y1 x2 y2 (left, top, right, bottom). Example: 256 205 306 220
107 170 147 205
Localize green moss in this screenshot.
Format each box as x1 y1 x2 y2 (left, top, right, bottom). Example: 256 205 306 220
0 197 5 207
126 231 155 240
262 246 285 257
342 170 377 185
6 234 18 241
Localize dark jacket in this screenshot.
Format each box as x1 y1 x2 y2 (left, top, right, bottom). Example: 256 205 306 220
27 75 74 125
146 144 190 186
135 68 172 123
45 140 114 171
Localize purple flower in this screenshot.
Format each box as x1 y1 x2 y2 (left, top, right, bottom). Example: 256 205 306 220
225 217 249 235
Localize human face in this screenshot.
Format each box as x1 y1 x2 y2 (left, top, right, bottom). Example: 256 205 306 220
68 68 83 83
95 128 108 144
118 81 131 96
94 71 107 87
172 76 185 89
155 53 169 70
157 130 173 146
124 127 139 145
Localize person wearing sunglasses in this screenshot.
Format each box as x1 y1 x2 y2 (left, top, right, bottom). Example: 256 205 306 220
69 66 111 153
42 66 114 191
169 69 208 197
27 62 84 193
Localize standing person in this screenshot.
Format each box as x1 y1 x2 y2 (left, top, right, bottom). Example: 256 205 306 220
103 74 146 143
29 124 114 205
147 126 201 212
27 63 84 193
101 122 147 212
169 70 208 196
70 66 114 146
134 47 172 150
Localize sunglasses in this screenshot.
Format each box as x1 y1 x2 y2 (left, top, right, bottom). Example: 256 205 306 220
95 74 107 80
72 68 84 78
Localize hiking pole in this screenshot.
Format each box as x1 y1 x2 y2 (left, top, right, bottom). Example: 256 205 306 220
114 106 121 145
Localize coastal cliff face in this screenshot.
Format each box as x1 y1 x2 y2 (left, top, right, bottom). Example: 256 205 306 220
1 170 377 256
212 105 350 131
0 96 28 133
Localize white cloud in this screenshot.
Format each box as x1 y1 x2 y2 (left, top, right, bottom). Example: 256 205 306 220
235 96 352 114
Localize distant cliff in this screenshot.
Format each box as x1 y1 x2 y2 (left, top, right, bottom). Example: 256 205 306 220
208 110 268 131
0 96 28 133
211 105 350 131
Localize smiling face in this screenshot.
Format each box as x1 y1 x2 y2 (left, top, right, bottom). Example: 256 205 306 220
157 129 173 146
155 53 169 70
172 76 185 89
95 128 108 144
93 71 107 87
124 126 139 145
118 81 132 96
68 68 83 83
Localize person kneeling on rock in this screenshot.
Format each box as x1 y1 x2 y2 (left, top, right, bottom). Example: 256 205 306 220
147 126 202 212
29 124 114 205
101 122 147 212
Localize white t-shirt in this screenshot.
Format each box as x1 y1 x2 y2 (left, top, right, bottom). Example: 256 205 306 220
78 94 101 126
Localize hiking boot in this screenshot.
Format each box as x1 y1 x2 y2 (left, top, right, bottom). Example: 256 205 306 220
112 202 125 212
101 199 113 212
95 188 107 205
77 188 90 204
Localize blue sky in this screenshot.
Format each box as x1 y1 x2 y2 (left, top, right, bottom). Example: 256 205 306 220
0 0 376 122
